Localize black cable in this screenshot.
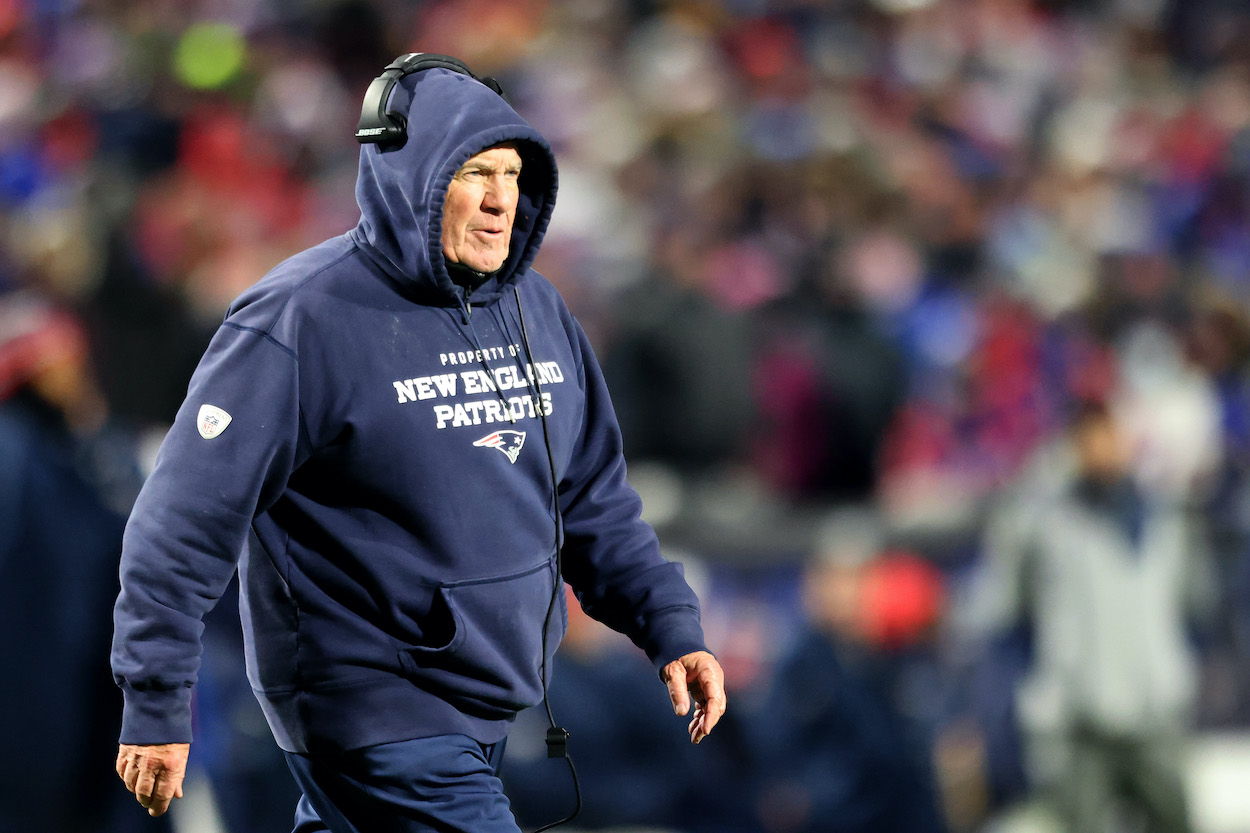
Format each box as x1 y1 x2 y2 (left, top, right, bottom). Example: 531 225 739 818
530 755 580 833
514 286 582 832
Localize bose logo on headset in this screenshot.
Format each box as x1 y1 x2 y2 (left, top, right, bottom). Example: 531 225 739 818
355 52 505 146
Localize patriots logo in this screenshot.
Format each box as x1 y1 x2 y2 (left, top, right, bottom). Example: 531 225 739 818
473 430 526 464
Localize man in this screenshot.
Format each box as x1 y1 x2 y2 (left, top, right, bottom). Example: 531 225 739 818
967 401 1212 833
112 56 725 832
0 296 168 833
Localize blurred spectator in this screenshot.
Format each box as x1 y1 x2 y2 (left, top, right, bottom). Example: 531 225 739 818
750 242 908 501
754 508 948 833
965 401 1216 833
81 233 216 428
0 294 159 833
602 226 755 476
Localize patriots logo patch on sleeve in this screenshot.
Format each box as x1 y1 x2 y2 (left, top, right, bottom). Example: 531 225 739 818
473 430 526 464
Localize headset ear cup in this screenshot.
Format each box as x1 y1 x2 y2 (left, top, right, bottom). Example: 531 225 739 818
355 68 406 145
355 53 506 145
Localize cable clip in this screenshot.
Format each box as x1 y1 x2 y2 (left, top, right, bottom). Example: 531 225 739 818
546 727 570 758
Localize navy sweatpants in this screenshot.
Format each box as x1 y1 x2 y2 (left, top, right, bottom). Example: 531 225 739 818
284 735 521 833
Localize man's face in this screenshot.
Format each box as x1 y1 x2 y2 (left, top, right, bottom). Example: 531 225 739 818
1075 414 1130 482
441 145 522 274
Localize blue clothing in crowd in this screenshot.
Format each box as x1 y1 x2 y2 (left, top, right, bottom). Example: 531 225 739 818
0 392 167 833
758 624 947 833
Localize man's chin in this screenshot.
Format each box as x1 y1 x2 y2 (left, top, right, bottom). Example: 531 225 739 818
463 256 507 274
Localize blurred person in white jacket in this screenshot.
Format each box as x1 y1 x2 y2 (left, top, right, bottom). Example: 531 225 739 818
966 399 1215 833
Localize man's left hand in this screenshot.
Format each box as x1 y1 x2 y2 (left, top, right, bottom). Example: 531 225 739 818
661 651 726 744
115 742 189 817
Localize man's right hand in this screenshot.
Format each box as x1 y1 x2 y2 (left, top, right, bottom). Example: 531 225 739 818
116 742 189 817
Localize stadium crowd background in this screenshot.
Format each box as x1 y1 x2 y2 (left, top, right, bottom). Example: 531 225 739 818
6 0 1250 831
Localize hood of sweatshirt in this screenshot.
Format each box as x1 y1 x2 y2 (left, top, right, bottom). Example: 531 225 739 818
348 67 558 306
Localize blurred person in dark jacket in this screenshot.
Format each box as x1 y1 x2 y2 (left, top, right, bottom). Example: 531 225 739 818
755 509 948 833
0 293 161 833
749 245 906 502
966 400 1214 833
602 226 755 476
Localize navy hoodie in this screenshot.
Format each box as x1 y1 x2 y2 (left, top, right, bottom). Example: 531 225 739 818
111 68 708 754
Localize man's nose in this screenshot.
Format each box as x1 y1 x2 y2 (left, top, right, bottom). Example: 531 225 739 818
481 176 510 210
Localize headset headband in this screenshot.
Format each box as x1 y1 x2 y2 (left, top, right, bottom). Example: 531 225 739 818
355 52 505 146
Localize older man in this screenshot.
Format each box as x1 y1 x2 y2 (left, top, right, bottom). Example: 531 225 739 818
112 54 724 833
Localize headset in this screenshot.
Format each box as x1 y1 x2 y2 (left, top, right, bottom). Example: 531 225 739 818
355 54 580 832
355 52 505 146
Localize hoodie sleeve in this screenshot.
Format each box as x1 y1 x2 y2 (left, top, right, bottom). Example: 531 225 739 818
557 320 708 671
111 320 304 744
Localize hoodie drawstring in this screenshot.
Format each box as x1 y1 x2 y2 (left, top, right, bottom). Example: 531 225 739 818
456 285 517 423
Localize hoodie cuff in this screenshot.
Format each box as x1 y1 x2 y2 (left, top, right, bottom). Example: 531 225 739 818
118 684 195 745
640 606 708 672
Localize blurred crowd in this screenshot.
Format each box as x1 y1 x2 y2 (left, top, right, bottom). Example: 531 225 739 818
6 0 1250 831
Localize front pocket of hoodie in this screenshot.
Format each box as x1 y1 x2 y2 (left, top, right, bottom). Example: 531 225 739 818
396 558 566 717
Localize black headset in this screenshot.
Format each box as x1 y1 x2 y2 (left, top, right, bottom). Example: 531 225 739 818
355 52 505 146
